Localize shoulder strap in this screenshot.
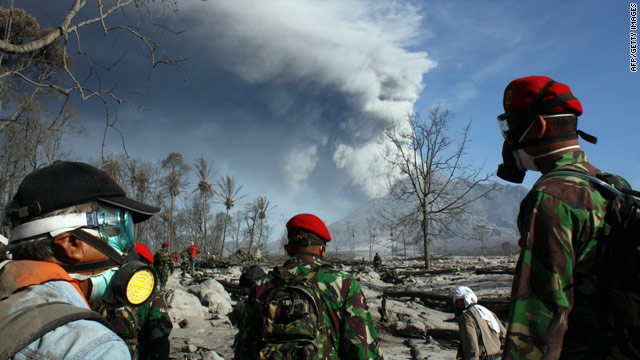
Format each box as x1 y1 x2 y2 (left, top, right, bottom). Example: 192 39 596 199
0 300 111 359
535 167 635 199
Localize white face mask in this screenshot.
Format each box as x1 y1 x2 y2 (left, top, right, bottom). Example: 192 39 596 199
69 268 117 303
513 145 581 173
514 149 540 172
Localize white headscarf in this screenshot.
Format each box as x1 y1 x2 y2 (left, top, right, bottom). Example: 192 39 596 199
453 286 501 333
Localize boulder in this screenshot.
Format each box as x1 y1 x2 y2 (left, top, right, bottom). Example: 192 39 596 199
190 278 233 315
166 271 184 290
201 351 224 360
166 289 208 321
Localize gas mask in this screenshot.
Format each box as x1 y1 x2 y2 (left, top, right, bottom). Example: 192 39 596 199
11 204 157 306
497 141 527 183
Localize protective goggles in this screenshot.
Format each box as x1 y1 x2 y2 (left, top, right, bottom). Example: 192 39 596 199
11 204 135 254
497 113 577 144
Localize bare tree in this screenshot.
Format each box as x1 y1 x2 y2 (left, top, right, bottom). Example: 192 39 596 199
244 202 258 254
365 217 377 261
0 87 81 236
383 107 498 268
215 175 243 256
472 224 492 257
160 153 190 249
229 211 244 253
0 1 186 158
193 158 215 253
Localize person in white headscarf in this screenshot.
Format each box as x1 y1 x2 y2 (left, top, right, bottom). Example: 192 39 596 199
453 286 506 360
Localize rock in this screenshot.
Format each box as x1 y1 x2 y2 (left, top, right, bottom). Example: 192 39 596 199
190 278 234 315
166 288 208 320
405 319 426 336
188 344 198 353
201 351 224 360
165 271 184 290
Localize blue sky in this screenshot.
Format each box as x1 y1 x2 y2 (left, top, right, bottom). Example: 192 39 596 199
414 1 639 190
20 1 639 238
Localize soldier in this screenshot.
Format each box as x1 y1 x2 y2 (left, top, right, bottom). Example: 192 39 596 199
453 286 505 360
373 252 382 272
153 242 173 290
230 265 268 327
234 213 383 359
97 242 173 360
494 76 633 358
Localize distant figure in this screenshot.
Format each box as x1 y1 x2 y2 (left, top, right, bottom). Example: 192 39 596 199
373 252 382 271
97 242 173 360
171 252 179 267
234 213 383 359
186 241 198 272
153 242 173 290
453 286 505 360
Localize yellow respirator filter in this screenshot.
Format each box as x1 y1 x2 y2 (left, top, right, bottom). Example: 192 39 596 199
126 268 156 305
113 261 157 306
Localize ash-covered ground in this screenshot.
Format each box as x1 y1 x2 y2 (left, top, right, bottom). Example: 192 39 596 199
165 255 516 359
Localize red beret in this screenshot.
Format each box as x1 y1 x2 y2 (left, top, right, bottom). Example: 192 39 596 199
501 76 582 117
286 213 331 242
162 242 168 248
134 242 154 264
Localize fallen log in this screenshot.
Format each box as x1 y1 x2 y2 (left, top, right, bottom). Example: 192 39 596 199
383 289 510 316
475 268 514 275
216 279 245 296
426 328 460 341
396 268 462 276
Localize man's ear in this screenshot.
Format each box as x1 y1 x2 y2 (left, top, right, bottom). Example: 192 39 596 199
52 233 83 263
320 246 326 257
534 114 547 139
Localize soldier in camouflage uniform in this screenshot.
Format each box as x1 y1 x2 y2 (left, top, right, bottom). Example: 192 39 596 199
97 243 174 360
153 242 173 290
234 213 383 359
373 252 382 272
495 76 633 359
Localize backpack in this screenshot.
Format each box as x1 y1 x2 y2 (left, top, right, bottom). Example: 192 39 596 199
540 167 640 359
0 298 111 359
258 266 329 360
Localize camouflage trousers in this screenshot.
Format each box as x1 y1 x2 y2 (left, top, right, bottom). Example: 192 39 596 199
157 266 170 290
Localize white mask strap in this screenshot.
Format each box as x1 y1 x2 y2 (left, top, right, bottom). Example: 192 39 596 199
533 145 581 159
11 213 93 241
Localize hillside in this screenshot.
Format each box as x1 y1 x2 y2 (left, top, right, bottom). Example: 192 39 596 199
327 181 529 257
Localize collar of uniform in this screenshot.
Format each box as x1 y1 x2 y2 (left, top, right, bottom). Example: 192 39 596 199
547 150 589 171
281 256 322 272
288 254 322 264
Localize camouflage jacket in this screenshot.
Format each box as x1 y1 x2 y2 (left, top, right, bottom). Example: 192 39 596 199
234 255 383 359
154 248 173 271
97 291 173 360
504 151 625 359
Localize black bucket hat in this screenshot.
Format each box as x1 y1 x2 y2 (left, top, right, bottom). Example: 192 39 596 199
7 161 160 225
